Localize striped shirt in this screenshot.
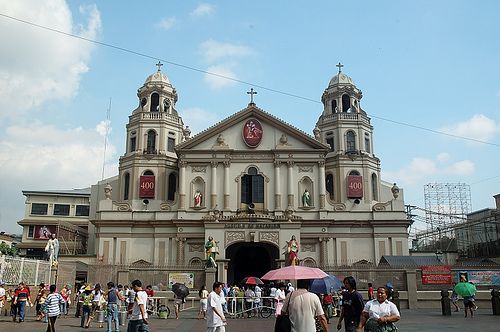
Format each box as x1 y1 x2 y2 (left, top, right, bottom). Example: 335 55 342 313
45 292 63 317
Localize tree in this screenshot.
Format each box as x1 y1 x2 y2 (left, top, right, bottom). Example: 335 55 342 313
0 242 17 256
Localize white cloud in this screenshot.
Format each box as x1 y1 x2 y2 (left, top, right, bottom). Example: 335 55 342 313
440 114 499 142
204 64 238 90
383 156 475 185
0 0 101 117
157 17 177 30
436 152 450 163
200 39 253 63
179 107 220 135
444 160 475 176
0 122 118 232
190 3 214 17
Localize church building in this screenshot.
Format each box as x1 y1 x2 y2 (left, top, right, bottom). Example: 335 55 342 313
92 64 410 284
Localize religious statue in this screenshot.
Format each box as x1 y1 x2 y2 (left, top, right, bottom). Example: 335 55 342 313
45 233 60 267
285 235 299 266
205 236 218 268
194 190 203 207
302 189 311 207
163 98 170 112
104 183 112 200
391 183 400 199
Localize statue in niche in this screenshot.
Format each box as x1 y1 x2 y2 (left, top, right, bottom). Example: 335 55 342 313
284 235 299 266
302 189 311 207
194 190 203 207
163 98 170 112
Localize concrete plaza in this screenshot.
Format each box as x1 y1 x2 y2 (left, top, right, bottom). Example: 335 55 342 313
1 307 499 332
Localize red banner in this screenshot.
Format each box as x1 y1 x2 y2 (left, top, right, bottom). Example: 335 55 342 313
139 175 155 198
421 265 452 284
347 175 363 198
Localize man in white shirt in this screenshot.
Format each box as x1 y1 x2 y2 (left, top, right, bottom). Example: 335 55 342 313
0 281 5 312
285 279 329 332
206 282 226 332
127 280 149 332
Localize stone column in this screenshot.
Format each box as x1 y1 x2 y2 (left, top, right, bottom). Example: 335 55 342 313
406 269 417 309
319 237 330 267
179 161 187 209
175 237 186 266
223 160 230 210
318 161 326 209
211 161 217 209
287 161 294 208
274 160 281 210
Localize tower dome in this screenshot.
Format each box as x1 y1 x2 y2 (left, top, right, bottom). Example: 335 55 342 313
144 70 171 85
328 72 355 87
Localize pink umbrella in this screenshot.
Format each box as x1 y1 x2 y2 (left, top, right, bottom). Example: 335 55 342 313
261 265 328 280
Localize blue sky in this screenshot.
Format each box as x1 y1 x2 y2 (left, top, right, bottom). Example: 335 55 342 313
0 0 499 235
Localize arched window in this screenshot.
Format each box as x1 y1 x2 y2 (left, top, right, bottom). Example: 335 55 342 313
364 133 371 153
146 130 156 154
168 173 177 201
123 173 130 200
150 93 160 112
346 131 356 152
331 99 337 113
326 174 334 201
371 173 378 201
342 94 350 112
144 170 154 176
349 170 360 176
167 132 175 152
241 167 264 205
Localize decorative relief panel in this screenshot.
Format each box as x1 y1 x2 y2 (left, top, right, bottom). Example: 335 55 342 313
160 203 172 211
225 231 245 246
301 243 316 252
259 231 279 245
298 166 313 173
114 202 131 211
192 166 207 173
188 243 204 252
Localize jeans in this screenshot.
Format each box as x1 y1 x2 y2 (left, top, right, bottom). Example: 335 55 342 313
17 301 26 321
107 303 120 332
81 306 91 327
127 319 149 332
345 319 359 332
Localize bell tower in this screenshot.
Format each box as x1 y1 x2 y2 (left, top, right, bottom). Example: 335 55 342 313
315 64 381 206
117 63 189 203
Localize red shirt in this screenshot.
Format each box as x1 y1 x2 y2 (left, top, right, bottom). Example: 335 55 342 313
145 289 154 297
323 294 333 305
15 287 31 301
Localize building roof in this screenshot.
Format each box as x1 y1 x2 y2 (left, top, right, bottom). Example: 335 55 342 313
328 72 356 87
22 188 91 197
144 69 171 85
379 255 442 268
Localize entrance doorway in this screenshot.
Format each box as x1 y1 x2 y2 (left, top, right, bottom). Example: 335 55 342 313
226 242 279 285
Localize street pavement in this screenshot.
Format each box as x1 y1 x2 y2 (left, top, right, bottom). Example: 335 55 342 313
1 307 499 331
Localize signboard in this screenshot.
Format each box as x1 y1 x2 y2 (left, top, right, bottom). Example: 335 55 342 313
139 175 155 198
168 272 194 289
421 265 452 284
34 225 57 240
456 270 500 286
242 119 263 148
347 175 363 198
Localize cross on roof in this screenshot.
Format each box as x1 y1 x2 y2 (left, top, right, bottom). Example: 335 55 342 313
156 61 163 72
247 88 257 104
336 62 344 74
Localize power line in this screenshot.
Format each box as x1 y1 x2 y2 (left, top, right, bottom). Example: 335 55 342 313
1 12 499 148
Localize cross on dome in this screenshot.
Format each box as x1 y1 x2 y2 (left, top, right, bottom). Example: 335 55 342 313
156 61 163 72
336 62 344 74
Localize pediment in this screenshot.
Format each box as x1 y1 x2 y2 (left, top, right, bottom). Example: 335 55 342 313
177 105 329 152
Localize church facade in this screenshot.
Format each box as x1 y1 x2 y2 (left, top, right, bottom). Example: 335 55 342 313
92 66 410 284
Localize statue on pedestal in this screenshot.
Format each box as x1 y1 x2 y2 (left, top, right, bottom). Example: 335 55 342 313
205 236 218 268
45 233 60 267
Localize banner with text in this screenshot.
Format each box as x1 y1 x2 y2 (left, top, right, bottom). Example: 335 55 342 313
421 265 452 284
139 175 155 198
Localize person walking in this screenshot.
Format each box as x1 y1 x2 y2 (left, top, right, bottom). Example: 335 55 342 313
206 281 226 332
0 281 5 316
106 281 125 332
127 279 149 332
198 285 209 319
13 282 31 323
355 287 399 332
44 284 64 332
284 279 329 332
337 276 364 332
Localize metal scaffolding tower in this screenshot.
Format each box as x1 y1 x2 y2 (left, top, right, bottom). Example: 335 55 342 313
419 183 472 249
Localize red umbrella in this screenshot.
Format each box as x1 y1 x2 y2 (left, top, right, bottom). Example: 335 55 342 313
242 276 264 285
261 266 328 280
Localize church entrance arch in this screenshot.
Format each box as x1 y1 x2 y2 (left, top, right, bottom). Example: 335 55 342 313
226 242 279 285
